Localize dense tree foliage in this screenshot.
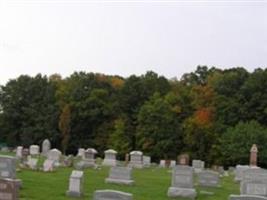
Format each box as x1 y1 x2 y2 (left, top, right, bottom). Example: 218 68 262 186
1 67 267 166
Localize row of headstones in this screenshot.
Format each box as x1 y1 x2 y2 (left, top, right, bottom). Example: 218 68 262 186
66 164 221 199
232 165 267 199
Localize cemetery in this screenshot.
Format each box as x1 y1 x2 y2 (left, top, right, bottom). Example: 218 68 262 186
0 143 265 200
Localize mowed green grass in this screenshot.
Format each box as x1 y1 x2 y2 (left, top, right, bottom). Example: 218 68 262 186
1 153 240 200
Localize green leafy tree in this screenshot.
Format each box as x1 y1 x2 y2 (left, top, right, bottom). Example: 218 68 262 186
220 120 267 167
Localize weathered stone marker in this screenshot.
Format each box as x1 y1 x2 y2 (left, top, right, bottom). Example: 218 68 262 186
102 149 117 167
178 154 190 166
198 170 220 187
0 178 19 200
167 165 197 199
42 139 51 156
66 170 84 197
105 166 134 185
129 151 143 168
0 156 16 179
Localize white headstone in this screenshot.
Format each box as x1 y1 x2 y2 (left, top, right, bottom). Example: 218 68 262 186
66 170 84 197
103 149 117 167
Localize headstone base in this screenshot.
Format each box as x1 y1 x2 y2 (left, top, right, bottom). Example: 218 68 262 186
105 178 134 185
66 190 83 198
229 194 267 200
167 187 197 199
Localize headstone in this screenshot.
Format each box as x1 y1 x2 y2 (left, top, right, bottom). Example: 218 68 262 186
0 178 19 200
102 149 117 167
29 145 40 156
241 180 267 196
235 165 250 182
167 165 197 199
93 190 133 200
27 158 38 170
229 195 267 200
77 148 85 159
105 166 134 185
198 170 220 187
192 160 204 173
66 170 84 197
43 159 55 172
76 148 97 169
159 160 166 168
21 149 29 165
47 149 62 166
129 151 143 168
42 139 51 156
0 156 16 179
250 144 258 167
15 146 23 159
178 154 190 165
170 160 176 168
242 168 267 183
143 156 151 168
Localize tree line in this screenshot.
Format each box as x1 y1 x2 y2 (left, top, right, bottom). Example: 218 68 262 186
1 66 267 167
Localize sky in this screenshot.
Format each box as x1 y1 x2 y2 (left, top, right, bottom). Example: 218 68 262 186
0 0 266 84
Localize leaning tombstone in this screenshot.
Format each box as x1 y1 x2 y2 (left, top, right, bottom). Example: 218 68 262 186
143 156 151 168
93 190 133 200
128 151 143 168
192 160 204 173
0 178 19 200
102 149 117 167
229 195 267 200
66 170 84 197
167 165 197 199
29 145 40 157
105 166 134 185
198 170 220 187
42 139 51 157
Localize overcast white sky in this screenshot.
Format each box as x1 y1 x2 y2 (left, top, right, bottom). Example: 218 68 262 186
0 0 266 84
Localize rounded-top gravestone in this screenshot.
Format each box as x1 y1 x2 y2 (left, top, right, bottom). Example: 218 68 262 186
42 139 51 156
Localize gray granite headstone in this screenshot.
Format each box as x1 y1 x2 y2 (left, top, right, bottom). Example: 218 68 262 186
229 195 267 200
42 139 51 156
0 156 16 179
170 160 176 168
66 170 84 197
242 169 267 183
167 165 197 199
93 190 133 200
105 166 134 185
241 180 267 196
235 165 250 182
143 156 151 168
129 151 143 168
192 160 204 173
198 170 220 187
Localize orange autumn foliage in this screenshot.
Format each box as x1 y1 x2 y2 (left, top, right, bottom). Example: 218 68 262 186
194 107 214 127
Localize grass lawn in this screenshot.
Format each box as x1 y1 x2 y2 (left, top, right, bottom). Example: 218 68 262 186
1 153 240 200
